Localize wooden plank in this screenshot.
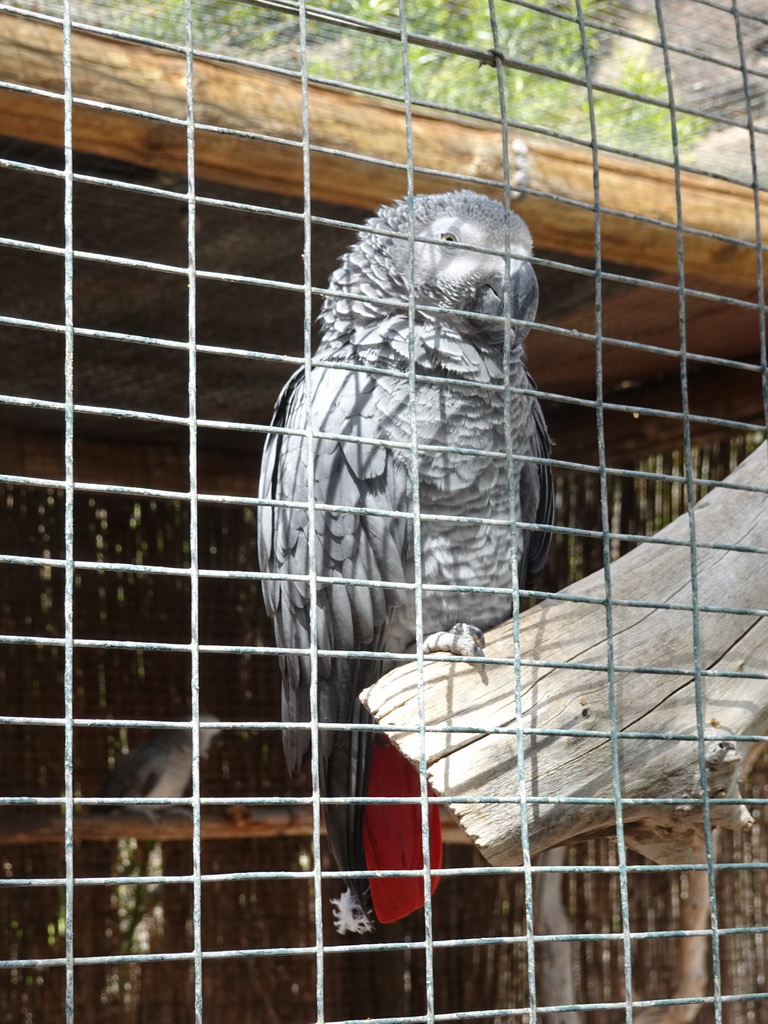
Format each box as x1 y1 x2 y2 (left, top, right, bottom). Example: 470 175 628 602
0 806 470 845
0 427 260 495
531 269 763 406
0 11 764 291
543 360 766 467
361 443 768 867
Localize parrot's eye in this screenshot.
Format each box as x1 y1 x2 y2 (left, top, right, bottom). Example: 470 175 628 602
440 232 458 243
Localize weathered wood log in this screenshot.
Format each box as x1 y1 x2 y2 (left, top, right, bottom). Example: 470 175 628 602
634 836 712 1024
0 11 765 290
534 847 583 1024
361 443 768 868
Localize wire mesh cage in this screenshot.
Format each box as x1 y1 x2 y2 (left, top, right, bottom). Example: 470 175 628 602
0 1 766 1022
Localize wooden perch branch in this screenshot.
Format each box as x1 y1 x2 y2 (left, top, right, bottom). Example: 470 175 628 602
634 836 713 1024
535 847 583 1024
0 806 470 846
0 11 765 289
361 443 768 869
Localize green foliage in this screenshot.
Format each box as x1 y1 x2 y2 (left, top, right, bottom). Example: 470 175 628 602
299 0 707 158
31 0 708 157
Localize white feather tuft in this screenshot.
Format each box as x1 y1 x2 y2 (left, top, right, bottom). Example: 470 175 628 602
330 888 374 935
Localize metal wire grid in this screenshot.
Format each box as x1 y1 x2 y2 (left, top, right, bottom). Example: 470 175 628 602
0 0 766 1022
5 0 768 174
1 0 768 185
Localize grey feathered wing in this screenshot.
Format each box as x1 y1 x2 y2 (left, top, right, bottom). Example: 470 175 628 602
518 369 554 590
258 363 410 904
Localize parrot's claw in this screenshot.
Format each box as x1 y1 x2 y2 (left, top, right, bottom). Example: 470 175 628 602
423 623 485 659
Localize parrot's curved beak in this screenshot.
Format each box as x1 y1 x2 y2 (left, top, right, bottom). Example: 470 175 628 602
508 260 539 343
467 261 538 345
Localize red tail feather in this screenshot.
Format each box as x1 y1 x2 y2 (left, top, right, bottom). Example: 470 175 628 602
363 737 442 924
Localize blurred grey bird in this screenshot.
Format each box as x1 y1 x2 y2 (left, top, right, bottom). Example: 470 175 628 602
96 714 221 816
258 190 553 932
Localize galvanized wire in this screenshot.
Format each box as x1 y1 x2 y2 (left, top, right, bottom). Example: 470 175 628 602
489 5 538 1022
396 5 437 1019
0 1 767 1022
181 4 206 1019
296 0 328 1017
16 0 765 149
4 1 768 192
654 7 725 1021
61 1 76 1018
574 3 636 1019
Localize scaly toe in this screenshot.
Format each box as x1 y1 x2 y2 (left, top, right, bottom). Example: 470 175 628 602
423 623 485 658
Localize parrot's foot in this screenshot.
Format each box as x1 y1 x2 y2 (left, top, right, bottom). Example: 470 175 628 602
423 623 485 658
331 888 374 935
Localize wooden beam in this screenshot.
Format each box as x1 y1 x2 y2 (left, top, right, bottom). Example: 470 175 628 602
361 443 768 868
0 806 470 845
0 426 261 495
634 837 713 1024
544 359 766 467
1 11 764 291
531 268 764 404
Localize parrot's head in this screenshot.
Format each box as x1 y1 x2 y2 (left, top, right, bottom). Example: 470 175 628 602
361 190 538 350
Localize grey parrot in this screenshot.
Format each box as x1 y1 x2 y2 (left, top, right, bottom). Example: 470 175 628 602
96 715 221 815
258 190 552 933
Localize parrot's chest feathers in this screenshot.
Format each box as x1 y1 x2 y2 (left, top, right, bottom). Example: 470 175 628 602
384 367 525 505
386 376 528 642
316 323 538 643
